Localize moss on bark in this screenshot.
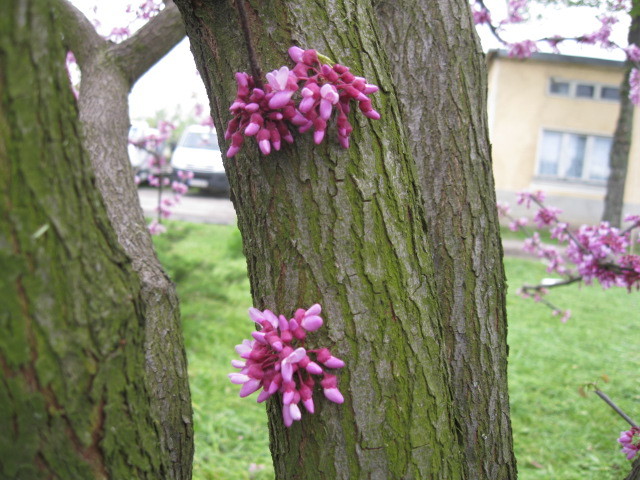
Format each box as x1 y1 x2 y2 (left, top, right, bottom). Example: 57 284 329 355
0 1 177 477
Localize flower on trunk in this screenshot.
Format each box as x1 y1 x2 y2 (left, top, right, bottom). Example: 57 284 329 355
229 304 345 427
225 46 380 156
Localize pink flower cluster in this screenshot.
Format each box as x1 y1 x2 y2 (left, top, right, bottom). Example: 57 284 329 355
618 427 640 460
225 46 380 157
472 3 492 25
126 0 163 20
502 0 529 24
500 192 640 291
507 40 538 58
516 190 545 208
579 15 618 47
229 304 345 427
630 69 640 107
624 44 640 62
566 222 640 288
533 206 562 228
130 122 192 235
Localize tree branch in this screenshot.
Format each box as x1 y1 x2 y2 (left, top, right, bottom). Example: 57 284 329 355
55 0 105 66
112 2 186 86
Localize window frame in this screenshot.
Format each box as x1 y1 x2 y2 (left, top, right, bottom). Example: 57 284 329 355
547 77 620 102
535 128 612 184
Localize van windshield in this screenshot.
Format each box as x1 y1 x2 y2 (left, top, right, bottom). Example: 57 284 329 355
181 132 220 151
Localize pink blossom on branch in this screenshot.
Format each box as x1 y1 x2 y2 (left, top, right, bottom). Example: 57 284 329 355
516 190 545 208
496 201 511 217
578 15 618 47
507 40 538 58
472 6 492 25
229 304 345 427
126 0 164 20
618 427 640 460
624 44 640 62
501 0 529 24
533 206 562 228
630 69 640 107
509 217 528 232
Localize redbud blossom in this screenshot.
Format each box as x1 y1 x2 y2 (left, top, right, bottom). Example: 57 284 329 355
507 40 538 58
225 47 380 156
229 304 345 427
624 44 640 62
630 69 640 107
148 220 166 235
618 427 640 460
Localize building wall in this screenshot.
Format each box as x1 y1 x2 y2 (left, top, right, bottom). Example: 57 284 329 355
487 54 640 224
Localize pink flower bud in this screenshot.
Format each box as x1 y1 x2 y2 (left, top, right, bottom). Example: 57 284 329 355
256 389 271 403
268 90 295 109
282 403 293 427
305 361 323 375
239 378 262 397
301 315 323 331
228 373 250 384
323 387 344 404
302 49 318 65
303 397 315 413
289 403 302 421
244 102 260 113
288 46 305 62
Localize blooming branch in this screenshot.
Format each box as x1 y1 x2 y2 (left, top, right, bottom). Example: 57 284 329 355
498 191 640 317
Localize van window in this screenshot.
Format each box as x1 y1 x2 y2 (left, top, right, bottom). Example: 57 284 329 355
181 132 220 151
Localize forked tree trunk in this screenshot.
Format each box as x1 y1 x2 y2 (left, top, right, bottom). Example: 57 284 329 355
174 0 514 478
375 1 516 478
53 2 194 476
0 1 176 477
602 5 639 228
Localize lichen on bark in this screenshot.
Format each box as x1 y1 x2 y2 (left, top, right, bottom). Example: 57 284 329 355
0 1 185 478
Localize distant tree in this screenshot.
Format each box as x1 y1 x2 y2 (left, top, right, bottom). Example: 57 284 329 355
603 2 639 227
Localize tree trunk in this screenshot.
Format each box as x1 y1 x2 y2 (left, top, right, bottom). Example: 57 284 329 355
375 1 516 478
54 2 194 477
626 457 640 480
0 1 173 477
602 4 639 227
174 0 514 477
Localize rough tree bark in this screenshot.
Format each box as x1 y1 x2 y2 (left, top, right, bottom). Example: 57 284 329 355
602 2 639 227
626 456 640 480
375 1 516 478
53 2 194 477
174 0 514 478
0 0 178 477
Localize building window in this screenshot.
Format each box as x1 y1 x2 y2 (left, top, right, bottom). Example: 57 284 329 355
576 83 595 98
547 78 620 102
537 130 611 182
549 79 570 95
600 86 620 100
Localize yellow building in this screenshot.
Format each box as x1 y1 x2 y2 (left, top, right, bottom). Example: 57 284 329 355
487 49 640 224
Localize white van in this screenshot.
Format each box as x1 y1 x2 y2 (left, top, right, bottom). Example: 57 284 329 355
171 125 229 194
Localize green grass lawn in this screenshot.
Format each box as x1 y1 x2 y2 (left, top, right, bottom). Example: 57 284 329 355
154 221 639 480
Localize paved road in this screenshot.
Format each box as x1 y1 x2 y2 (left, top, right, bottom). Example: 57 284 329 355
138 187 237 225
138 186 533 257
